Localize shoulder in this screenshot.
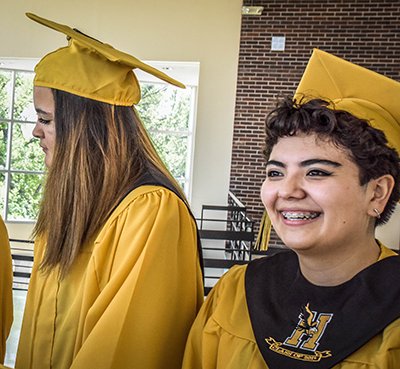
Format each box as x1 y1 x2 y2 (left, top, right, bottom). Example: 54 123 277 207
109 185 188 224
95 185 195 245
203 254 295 342
90 185 197 283
205 264 248 313
204 264 255 341
213 264 248 297
117 184 183 212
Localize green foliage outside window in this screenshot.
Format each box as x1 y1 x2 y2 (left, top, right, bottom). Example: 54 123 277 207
0 72 11 119
136 84 191 180
8 173 43 220
0 70 44 220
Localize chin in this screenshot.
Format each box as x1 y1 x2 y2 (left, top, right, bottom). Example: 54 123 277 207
44 154 53 167
279 237 316 253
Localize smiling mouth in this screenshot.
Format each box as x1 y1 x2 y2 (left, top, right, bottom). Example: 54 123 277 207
281 211 321 221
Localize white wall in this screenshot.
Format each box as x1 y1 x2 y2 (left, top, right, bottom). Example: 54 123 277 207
376 204 400 250
1 0 243 239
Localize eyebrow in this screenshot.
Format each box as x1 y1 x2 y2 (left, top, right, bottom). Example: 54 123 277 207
35 108 52 115
266 159 342 168
300 159 342 167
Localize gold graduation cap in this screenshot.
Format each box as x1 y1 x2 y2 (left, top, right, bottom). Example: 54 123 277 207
294 48 400 154
26 13 185 106
256 49 400 251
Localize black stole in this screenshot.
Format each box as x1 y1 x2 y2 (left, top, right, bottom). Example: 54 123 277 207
245 251 400 369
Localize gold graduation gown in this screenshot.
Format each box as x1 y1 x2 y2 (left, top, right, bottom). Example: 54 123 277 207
0 216 13 364
15 185 203 369
182 245 400 369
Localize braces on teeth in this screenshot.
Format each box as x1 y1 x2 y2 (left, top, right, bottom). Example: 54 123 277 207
282 211 319 220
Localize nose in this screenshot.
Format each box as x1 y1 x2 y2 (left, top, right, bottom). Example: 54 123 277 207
278 174 306 200
32 121 43 139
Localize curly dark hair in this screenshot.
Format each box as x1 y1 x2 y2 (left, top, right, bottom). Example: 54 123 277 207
263 95 400 226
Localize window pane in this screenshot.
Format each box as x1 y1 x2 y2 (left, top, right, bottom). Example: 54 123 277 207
0 70 12 120
137 83 191 131
150 132 188 178
0 122 8 169
11 123 45 171
8 173 42 220
13 72 35 121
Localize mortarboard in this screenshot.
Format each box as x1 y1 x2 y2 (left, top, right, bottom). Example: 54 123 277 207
294 48 400 154
26 13 185 106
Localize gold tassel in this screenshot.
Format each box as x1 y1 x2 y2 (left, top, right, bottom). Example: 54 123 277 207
254 210 271 251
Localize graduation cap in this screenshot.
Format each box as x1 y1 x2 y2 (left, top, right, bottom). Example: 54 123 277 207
256 49 400 251
294 48 400 155
26 13 185 106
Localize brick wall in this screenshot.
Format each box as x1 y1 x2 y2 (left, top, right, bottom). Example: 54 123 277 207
230 0 400 247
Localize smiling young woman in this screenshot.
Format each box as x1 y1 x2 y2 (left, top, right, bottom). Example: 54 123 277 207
182 50 400 369
261 103 395 287
261 131 393 284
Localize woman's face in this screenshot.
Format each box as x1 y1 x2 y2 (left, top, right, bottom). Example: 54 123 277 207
261 133 377 257
32 86 56 167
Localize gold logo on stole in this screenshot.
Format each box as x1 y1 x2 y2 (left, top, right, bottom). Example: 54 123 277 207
266 303 333 362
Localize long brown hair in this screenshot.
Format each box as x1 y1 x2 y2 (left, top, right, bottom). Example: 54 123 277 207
33 89 186 277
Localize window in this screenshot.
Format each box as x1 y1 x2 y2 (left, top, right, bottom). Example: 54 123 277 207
0 69 44 221
136 82 196 195
0 61 198 221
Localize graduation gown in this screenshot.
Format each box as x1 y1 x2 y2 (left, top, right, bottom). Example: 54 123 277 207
182 244 400 369
14 185 203 369
0 217 13 364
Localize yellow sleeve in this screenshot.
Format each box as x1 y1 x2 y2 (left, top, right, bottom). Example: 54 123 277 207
182 282 221 369
70 187 203 369
0 217 13 365
182 265 267 369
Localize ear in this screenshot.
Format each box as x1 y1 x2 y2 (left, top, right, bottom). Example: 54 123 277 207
367 174 395 217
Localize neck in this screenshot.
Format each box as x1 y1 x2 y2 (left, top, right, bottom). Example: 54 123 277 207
297 239 381 287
